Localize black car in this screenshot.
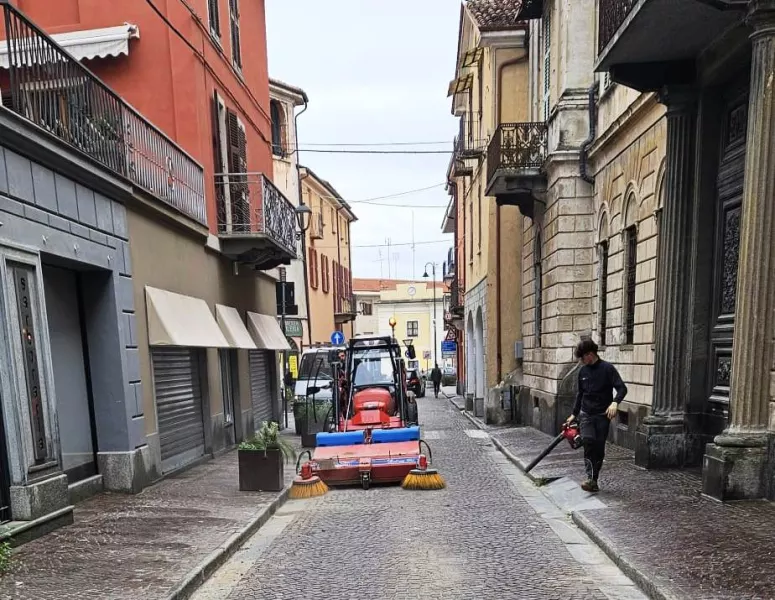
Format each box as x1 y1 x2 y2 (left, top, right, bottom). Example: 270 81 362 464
407 369 425 398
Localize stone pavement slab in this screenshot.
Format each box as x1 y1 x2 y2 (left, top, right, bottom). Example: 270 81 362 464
191 398 644 600
0 433 300 600
478 420 775 600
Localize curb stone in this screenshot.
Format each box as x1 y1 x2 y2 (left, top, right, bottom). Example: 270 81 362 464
164 487 291 600
448 395 678 600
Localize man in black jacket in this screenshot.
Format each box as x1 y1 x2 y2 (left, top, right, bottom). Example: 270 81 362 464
566 339 627 492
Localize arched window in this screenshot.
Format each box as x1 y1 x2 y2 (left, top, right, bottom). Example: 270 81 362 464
597 211 610 346
622 193 638 345
270 100 285 157
534 231 543 348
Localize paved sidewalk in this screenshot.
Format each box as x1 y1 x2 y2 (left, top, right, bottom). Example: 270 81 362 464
451 398 775 600
0 432 300 600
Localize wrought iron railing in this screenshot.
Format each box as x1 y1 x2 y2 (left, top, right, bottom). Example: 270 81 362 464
450 279 464 315
0 3 206 224
335 294 356 316
486 122 548 183
215 172 297 256
598 0 637 53
456 113 483 156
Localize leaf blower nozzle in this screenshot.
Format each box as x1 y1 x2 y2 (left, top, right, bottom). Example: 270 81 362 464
524 420 584 474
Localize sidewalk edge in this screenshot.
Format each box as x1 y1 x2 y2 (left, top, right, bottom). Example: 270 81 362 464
571 511 684 600
455 396 685 600
164 487 291 600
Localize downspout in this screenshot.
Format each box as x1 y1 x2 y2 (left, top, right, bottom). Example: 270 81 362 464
295 99 312 348
495 51 529 383
579 84 598 185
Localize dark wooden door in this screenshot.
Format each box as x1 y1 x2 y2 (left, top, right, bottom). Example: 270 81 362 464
706 92 748 425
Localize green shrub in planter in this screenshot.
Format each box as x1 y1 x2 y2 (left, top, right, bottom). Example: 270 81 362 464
301 401 332 448
238 422 296 492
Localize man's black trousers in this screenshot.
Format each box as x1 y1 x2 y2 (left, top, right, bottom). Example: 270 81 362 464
579 412 610 482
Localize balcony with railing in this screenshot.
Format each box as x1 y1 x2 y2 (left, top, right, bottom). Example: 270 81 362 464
0 3 206 225
335 294 356 324
485 122 547 219
443 247 456 283
596 0 745 91
450 279 464 318
215 172 297 270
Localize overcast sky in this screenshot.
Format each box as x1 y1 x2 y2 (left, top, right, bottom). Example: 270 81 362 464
266 0 460 280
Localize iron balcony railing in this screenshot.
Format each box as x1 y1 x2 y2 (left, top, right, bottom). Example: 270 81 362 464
215 172 297 256
335 294 356 316
457 113 483 157
450 279 464 315
598 0 637 53
0 3 206 224
486 122 548 184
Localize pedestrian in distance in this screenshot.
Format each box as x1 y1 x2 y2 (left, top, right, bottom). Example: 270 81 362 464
430 364 442 398
565 339 627 493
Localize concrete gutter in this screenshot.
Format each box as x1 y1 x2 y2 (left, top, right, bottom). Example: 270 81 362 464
448 394 677 600
164 487 291 600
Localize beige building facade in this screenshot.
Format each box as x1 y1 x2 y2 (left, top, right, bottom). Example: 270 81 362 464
302 167 356 345
445 1 529 422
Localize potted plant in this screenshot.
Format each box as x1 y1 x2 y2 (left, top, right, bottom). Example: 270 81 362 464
238 421 296 492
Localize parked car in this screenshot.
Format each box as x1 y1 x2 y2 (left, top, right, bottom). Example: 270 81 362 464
442 367 457 387
407 369 425 397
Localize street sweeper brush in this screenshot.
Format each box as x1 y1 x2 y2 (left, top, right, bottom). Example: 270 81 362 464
290 461 329 499
401 454 445 490
524 421 583 473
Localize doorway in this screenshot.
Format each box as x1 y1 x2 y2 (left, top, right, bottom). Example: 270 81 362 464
42 265 98 483
705 89 748 433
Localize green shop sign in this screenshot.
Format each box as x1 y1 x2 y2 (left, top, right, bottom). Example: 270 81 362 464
283 318 303 338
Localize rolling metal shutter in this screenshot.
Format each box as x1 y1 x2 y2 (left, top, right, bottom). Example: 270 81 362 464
249 350 274 429
153 348 205 473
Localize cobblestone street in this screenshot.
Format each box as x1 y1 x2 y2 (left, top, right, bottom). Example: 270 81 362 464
193 397 645 600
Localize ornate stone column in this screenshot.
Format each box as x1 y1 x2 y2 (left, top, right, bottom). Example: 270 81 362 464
703 0 775 501
635 89 697 469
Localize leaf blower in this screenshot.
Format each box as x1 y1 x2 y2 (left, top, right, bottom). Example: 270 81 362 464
524 421 583 473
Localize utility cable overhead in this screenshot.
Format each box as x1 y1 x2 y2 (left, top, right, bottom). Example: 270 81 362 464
296 148 455 155
311 239 449 250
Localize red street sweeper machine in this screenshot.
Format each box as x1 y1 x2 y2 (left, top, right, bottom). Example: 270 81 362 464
291 334 445 497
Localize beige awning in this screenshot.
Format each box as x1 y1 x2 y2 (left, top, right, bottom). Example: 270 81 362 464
247 312 291 351
145 287 229 348
216 305 256 349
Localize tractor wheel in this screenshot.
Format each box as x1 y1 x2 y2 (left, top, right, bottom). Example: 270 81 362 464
406 402 418 425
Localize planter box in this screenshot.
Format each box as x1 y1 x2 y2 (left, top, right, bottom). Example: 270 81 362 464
238 448 284 492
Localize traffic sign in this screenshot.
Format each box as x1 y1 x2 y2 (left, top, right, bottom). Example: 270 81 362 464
423 350 431 360
445 328 457 342
441 341 457 353
330 331 345 346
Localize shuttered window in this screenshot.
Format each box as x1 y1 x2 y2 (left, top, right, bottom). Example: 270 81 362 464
624 226 637 345
543 11 551 121
321 255 330 294
229 0 242 69
309 248 319 289
211 92 226 226
226 109 248 231
208 0 220 37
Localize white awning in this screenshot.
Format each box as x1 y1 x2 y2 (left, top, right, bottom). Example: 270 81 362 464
247 312 291 351
216 305 257 350
145 287 229 348
0 24 139 70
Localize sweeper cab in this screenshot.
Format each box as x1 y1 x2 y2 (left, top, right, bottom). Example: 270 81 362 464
293 333 444 492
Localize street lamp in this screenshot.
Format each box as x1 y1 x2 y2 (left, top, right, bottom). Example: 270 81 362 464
423 262 438 368
295 202 312 238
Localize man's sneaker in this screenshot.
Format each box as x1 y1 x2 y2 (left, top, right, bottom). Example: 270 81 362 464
581 480 600 493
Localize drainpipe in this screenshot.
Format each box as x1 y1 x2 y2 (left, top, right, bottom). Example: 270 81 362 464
494 51 528 383
294 99 312 348
579 84 598 185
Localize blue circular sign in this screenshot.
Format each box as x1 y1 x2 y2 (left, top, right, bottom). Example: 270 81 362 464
330 331 345 346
